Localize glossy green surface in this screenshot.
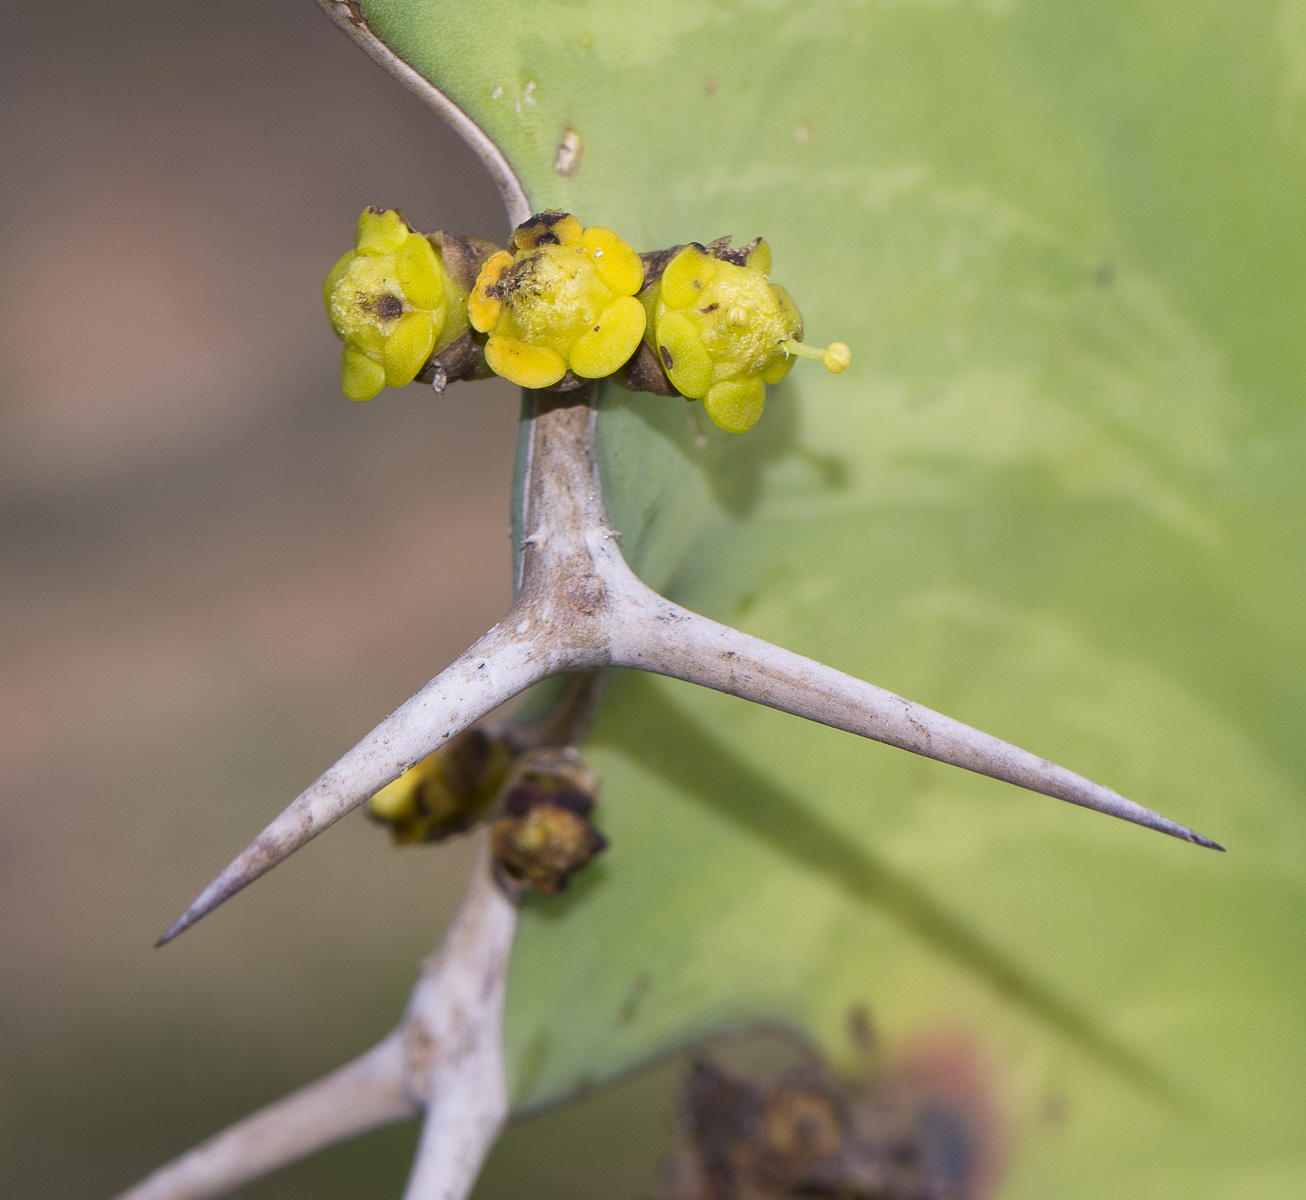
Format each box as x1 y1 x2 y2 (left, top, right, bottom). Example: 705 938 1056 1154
361 2 1306 1194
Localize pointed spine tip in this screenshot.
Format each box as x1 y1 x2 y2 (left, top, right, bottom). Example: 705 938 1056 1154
1149 810 1223 851
154 912 194 948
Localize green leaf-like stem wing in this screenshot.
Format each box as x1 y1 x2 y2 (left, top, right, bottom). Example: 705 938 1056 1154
359 2 1306 1195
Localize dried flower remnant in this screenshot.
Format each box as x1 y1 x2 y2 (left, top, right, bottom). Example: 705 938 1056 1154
554 127 584 177
637 237 850 433
368 727 516 844
324 207 499 400
663 1048 1001 1200
489 747 606 893
469 211 647 389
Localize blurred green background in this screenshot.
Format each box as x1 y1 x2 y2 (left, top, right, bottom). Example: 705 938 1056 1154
0 2 680 1195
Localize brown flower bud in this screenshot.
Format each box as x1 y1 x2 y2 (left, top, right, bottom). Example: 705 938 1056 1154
489 748 606 894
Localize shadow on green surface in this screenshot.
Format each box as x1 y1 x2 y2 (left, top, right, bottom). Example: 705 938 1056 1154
599 673 1186 1108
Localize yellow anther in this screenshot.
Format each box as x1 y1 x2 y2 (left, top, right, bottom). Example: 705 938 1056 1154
782 338 851 374
822 341 852 373
727 305 750 328
472 212 646 389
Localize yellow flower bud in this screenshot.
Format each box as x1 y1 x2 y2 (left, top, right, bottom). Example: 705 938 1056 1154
469 211 648 389
638 237 849 433
325 208 498 401
368 728 516 845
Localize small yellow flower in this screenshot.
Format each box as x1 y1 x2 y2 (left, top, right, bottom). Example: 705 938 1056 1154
468 211 648 390
640 238 849 434
325 208 490 402
368 728 516 844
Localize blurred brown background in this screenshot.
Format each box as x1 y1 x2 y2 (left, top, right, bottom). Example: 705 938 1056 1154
0 2 679 1195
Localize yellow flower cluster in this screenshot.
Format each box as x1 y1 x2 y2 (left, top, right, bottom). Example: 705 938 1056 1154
468 211 648 390
368 728 516 845
323 209 849 434
324 208 477 401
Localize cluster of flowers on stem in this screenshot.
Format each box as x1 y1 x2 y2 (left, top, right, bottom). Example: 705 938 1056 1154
326 209 849 433
368 729 606 894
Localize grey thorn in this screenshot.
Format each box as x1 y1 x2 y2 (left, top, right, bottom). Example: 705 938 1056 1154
156 623 551 945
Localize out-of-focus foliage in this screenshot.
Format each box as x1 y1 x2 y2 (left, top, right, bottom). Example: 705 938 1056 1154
360 2 1306 1196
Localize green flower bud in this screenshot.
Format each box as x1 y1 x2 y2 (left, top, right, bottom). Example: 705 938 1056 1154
468 212 647 391
325 208 500 401
637 237 849 434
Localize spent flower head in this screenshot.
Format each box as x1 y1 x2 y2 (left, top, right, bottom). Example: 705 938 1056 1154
489 747 606 894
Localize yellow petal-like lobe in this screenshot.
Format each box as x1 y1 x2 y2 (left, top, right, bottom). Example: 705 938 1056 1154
324 250 355 317
655 310 712 399
486 335 567 389
660 245 717 310
369 771 422 822
704 378 766 433
469 249 512 333
355 208 409 256
350 321 386 362
396 233 444 309
569 295 647 378
552 214 584 245
745 237 772 275
513 212 584 249
581 226 644 297
340 345 386 402
382 311 436 387
761 352 794 384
